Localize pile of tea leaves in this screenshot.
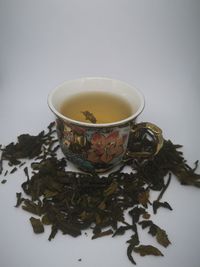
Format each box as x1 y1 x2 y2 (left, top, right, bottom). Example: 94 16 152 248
0 122 200 265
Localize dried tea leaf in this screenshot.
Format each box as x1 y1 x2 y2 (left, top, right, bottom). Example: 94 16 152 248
142 212 151 219
22 199 43 216
133 245 163 257
15 192 25 207
127 245 136 265
104 180 118 196
30 217 44 234
139 220 171 247
92 229 113 239
41 214 51 225
10 167 17 174
139 220 153 229
129 207 146 223
0 148 3 175
81 111 97 124
137 190 149 207
1 122 199 265
112 225 133 237
126 234 140 265
1 179 7 184
156 228 171 247
153 201 173 214
24 166 30 181
48 225 58 241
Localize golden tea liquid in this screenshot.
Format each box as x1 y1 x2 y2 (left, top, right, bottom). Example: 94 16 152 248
60 92 133 124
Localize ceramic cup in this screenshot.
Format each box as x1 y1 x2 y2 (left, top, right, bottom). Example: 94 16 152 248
48 77 163 172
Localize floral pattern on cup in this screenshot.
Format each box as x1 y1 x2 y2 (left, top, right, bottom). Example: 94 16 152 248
87 131 125 163
56 118 130 172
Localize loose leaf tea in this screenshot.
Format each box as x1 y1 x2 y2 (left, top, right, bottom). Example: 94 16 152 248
0 122 200 265
30 217 44 234
133 245 163 257
139 220 171 247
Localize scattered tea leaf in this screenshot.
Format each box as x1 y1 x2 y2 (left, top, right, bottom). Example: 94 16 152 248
0 121 199 265
29 217 44 234
104 180 118 196
137 190 150 207
1 179 7 184
48 225 58 241
10 167 17 174
152 174 172 214
126 234 140 265
133 245 163 256
157 174 172 202
156 228 171 248
129 207 147 223
22 199 43 216
0 148 3 175
92 229 113 239
15 192 25 207
153 201 173 214
139 220 171 247
112 225 133 237
142 212 151 219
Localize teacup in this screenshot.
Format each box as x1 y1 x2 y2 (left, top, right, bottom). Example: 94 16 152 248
48 77 163 172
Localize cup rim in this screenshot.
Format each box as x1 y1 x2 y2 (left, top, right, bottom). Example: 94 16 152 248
47 77 145 128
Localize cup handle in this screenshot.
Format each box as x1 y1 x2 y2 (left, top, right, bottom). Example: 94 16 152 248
125 122 164 159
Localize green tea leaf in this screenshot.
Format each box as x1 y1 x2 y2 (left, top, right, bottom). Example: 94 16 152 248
22 199 43 216
139 220 171 247
81 111 97 124
30 217 44 234
156 228 171 247
41 214 51 225
133 245 163 257
92 229 113 239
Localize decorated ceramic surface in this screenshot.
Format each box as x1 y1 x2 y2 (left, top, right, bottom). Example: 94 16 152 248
56 118 131 172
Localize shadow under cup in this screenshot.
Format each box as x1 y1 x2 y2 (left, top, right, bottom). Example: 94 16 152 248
48 77 145 172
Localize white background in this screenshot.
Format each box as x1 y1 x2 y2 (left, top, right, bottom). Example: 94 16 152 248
0 1 200 267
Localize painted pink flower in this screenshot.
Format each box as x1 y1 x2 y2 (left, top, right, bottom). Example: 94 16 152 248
87 131 124 163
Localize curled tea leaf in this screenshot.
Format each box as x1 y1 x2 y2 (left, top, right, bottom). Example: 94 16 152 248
153 201 173 214
139 220 171 247
81 111 97 124
133 245 163 257
112 225 134 237
126 234 140 265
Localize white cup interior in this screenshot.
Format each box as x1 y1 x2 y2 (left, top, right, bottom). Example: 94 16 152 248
48 77 145 127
